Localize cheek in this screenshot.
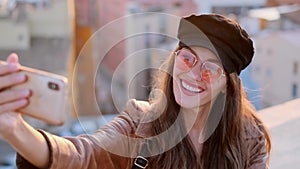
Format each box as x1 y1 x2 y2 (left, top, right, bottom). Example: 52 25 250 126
172 63 181 81
172 73 180 96
210 80 226 97
172 71 183 105
173 79 179 97
176 63 189 71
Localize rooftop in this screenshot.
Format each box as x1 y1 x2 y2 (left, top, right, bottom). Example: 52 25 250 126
259 98 300 169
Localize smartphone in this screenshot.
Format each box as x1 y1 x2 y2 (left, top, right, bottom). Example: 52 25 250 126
0 61 68 126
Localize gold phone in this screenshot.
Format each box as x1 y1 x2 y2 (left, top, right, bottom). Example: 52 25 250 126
0 61 68 126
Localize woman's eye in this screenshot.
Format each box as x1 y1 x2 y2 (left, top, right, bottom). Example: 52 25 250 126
183 55 195 63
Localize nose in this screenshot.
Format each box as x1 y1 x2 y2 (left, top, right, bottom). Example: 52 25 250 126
188 61 203 81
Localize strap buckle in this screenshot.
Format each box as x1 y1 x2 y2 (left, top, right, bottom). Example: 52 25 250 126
134 156 148 169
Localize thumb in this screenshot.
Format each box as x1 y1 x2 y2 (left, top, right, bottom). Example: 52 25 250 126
6 53 20 65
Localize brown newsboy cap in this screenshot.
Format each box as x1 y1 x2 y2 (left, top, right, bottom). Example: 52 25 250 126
177 14 254 75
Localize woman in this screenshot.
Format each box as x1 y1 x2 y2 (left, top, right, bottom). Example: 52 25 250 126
0 14 271 169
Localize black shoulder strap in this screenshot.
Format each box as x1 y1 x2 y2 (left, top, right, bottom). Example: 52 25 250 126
132 139 150 169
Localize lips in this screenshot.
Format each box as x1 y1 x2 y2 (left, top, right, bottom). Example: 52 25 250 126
181 79 204 94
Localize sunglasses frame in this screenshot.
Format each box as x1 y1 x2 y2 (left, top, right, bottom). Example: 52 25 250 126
174 48 225 82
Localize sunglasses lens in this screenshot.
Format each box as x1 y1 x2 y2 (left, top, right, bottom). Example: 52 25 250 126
201 62 223 82
176 50 196 69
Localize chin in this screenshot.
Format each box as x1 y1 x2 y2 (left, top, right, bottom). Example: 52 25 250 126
174 93 201 109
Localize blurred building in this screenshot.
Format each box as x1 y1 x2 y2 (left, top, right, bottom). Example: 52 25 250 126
195 0 266 13
130 0 197 16
195 0 267 35
0 0 71 74
194 0 300 109
89 0 199 114
248 0 300 108
252 31 300 108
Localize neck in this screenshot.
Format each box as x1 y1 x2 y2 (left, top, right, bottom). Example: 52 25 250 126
182 103 211 137
181 105 210 155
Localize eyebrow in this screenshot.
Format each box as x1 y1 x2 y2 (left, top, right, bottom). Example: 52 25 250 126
182 46 197 56
205 58 222 65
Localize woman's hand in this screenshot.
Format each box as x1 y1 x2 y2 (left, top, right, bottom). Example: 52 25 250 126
0 54 50 168
0 53 30 139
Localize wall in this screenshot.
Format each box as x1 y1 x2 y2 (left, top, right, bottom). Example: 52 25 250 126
27 0 71 38
0 19 30 49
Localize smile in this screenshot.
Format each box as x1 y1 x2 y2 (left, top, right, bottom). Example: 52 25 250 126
181 80 204 93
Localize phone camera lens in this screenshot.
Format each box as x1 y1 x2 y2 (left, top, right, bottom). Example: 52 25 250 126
48 82 59 91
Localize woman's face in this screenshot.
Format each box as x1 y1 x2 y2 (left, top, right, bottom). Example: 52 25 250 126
173 46 226 109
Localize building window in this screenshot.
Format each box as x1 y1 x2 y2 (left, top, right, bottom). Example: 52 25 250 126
293 62 298 75
292 83 298 98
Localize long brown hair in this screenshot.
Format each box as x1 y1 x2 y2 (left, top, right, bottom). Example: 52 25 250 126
147 47 271 168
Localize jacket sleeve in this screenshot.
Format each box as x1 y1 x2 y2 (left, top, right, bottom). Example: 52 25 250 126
16 103 142 169
246 127 270 169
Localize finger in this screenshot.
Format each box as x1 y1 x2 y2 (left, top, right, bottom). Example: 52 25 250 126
0 73 27 90
0 99 28 113
6 53 20 65
0 53 21 76
0 89 31 105
0 64 19 76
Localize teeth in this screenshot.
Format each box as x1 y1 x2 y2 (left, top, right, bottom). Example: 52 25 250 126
181 81 203 93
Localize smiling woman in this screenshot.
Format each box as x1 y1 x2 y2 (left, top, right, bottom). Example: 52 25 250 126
145 15 271 169
0 13 271 169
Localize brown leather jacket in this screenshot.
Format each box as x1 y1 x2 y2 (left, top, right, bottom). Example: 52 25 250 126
16 99 269 169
